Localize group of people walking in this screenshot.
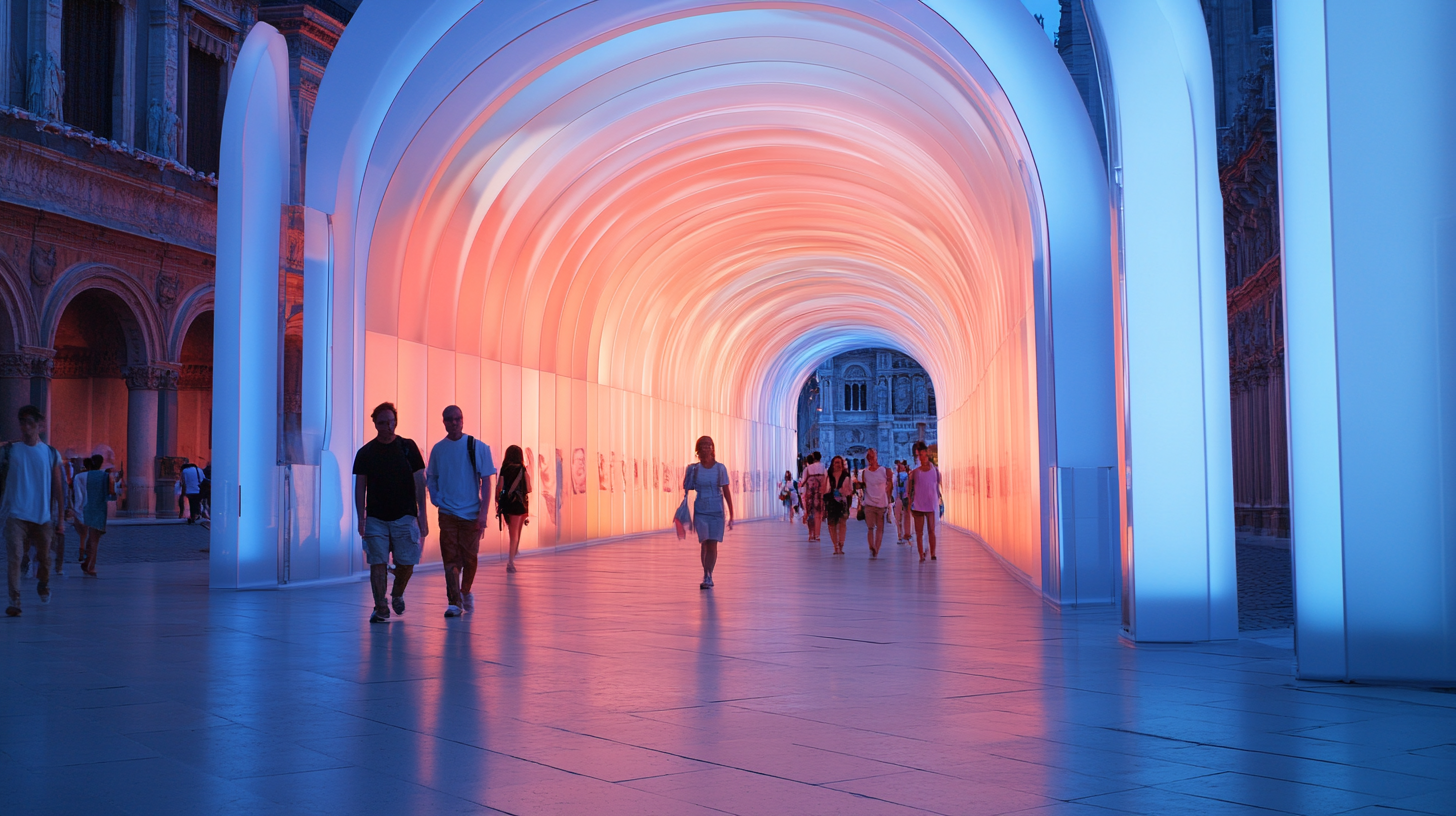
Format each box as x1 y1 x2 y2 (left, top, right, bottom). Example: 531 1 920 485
779 441 941 562
353 402 541 623
3 404 129 616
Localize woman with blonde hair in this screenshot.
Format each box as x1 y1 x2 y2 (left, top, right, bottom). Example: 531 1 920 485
684 436 733 589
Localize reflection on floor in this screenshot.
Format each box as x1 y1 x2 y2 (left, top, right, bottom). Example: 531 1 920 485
3 520 1453 815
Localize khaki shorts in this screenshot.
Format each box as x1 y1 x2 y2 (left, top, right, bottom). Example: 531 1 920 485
863 506 886 529
363 516 422 566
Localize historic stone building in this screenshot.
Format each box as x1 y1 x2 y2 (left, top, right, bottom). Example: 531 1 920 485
1208 4 1285 537
1058 0 1286 536
797 348 937 469
0 0 353 516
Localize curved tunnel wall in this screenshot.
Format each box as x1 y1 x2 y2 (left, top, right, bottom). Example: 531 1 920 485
284 0 1114 590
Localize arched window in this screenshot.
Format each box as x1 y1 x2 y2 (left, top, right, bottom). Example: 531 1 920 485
844 365 868 411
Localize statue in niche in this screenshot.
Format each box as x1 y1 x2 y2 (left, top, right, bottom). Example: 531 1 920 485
877 379 888 413
894 377 912 414
147 99 164 154
160 100 179 160
26 51 64 120
914 379 928 415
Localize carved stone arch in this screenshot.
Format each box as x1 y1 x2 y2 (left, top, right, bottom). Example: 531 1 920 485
168 285 216 363
41 263 164 367
843 364 868 380
0 249 37 351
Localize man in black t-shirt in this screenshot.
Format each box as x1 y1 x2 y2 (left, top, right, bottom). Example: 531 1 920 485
353 402 429 624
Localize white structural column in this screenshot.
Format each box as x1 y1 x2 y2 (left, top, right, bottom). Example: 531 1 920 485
1278 1 1456 684
211 23 289 589
1086 0 1236 641
1273 0 1345 681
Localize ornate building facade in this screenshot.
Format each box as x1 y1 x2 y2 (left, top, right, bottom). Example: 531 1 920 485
1210 7 1285 537
797 348 937 469
1058 0 1286 536
0 0 353 515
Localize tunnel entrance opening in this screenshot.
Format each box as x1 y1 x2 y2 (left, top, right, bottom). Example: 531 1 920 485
219 0 1245 651
797 348 938 472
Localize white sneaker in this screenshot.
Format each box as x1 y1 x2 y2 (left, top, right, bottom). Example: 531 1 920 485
24 561 36 579
700 574 714 589
462 592 474 613
444 605 462 618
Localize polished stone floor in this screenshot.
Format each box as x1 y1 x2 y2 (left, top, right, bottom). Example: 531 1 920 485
3 520 1454 816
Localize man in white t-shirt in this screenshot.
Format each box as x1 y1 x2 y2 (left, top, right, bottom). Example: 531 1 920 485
4 405 65 617
860 448 893 559
180 462 204 523
426 405 496 618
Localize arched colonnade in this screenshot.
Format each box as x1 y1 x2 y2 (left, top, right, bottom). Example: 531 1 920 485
0 251 213 517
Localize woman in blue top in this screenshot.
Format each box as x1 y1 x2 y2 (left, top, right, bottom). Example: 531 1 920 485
684 436 734 589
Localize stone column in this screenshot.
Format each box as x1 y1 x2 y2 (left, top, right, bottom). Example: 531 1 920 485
154 365 180 513
27 347 52 439
122 365 173 517
0 354 35 441
0 348 54 441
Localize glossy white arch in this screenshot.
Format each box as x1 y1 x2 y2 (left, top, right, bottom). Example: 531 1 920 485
221 0 1237 646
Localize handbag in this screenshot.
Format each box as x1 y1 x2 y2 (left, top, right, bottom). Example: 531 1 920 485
672 464 695 539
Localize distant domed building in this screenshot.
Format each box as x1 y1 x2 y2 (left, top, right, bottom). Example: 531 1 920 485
796 349 936 470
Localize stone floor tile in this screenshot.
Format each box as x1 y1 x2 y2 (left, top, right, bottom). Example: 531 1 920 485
1159 770 1389 814
3 522 1455 816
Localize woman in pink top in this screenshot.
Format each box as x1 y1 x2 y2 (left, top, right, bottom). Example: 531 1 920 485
906 441 942 562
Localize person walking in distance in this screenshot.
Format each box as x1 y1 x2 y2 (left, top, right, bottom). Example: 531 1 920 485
426 405 496 617
907 441 942 562
73 455 113 576
860 449 892 559
894 460 911 543
353 402 428 624
778 470 798 523
800 451 825 541
822 455 852 555
685 436 734 589
179 461 204 523
4 406 65 617
495 445 530 574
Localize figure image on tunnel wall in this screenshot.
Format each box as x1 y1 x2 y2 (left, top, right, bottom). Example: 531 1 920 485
524 447 535 497
571 447 587 495
539 451 555 526
597 452 607 491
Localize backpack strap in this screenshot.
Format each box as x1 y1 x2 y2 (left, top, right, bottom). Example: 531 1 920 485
466 435 479 480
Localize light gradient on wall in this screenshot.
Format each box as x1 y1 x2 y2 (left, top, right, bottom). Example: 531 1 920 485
297 0 1093 579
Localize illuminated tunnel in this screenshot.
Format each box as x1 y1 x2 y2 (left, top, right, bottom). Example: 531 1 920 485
214 0 1239 646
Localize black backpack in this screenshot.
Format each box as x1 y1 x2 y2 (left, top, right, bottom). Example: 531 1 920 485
496 463 529 519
